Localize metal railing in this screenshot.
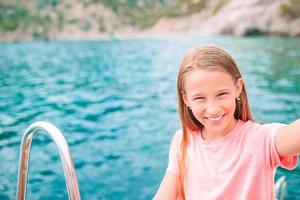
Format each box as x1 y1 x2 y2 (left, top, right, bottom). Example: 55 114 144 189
16 121 81 200
275 176 287 200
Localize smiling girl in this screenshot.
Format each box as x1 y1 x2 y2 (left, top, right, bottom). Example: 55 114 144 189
154 45 299 200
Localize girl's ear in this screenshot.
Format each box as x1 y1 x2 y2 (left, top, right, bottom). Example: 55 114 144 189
235 78 244 97
181 90 190 107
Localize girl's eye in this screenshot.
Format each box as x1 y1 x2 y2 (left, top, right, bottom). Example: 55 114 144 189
219 92 228 96
194 97 205 101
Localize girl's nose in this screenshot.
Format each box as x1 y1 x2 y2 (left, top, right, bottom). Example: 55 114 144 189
205 102 221 116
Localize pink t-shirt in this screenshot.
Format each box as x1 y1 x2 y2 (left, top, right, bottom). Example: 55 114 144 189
167 120 298 200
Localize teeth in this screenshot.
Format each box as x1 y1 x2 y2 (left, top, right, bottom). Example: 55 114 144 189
207 115 223 122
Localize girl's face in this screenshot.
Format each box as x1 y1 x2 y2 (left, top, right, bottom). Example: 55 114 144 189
182 69 243 136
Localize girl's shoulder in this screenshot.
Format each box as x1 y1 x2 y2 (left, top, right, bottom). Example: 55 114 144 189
243 120 286 129
171 129 183 144
241 120 287 138
170 128 199 147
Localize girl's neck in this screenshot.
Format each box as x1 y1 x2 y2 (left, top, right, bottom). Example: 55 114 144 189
201 118 238 141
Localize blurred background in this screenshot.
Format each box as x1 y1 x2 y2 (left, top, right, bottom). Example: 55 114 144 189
0 0 300 199
1 0 300 40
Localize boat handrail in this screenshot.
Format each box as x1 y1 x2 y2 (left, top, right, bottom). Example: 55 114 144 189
16 121 81 200
275 176 287 200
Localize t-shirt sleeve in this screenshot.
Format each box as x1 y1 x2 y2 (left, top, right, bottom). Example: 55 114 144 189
263 123 298 170
166 129 182 175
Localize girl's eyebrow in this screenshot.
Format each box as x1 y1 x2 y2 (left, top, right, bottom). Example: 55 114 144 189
218 89 230 93
191 89 230 98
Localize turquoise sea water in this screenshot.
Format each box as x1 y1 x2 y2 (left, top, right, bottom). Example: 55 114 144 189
0 36 300 199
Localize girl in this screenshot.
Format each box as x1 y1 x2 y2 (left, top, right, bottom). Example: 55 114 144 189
154 45 299 200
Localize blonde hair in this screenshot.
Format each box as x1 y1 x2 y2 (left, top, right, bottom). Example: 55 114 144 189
176 45 254 199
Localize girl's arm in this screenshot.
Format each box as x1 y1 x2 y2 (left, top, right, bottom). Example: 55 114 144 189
153 172 178 200
275 119 300 156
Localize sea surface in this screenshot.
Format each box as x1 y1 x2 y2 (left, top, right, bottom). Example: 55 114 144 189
0 36 300 199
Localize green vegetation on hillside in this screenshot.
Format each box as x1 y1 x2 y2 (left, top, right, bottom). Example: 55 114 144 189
99 0 208 28
0 0 209 35
0 4 51 39
279 0 300 18
212 0 229 15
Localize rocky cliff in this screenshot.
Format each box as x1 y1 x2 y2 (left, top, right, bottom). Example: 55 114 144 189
148 0 300 37
0 0 299 41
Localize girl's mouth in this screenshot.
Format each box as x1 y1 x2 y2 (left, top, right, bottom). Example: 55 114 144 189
205 114 226 123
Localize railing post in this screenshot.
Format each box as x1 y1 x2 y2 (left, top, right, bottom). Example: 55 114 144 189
275 176 287 200
16 121 81 200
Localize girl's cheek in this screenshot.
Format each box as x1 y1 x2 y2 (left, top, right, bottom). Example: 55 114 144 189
225 99 237 111
191 102 204 111
189 107 202 118
215 99 234 113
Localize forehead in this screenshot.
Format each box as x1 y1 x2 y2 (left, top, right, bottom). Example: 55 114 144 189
184 69 235 95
